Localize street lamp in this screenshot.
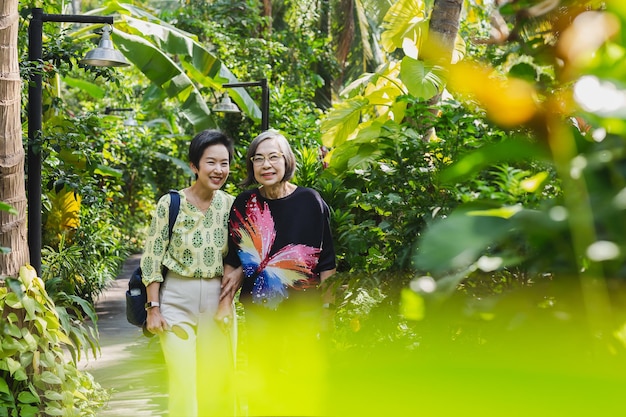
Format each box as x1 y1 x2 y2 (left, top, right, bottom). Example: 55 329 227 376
213 78 269 131
104 107 139 126
28 8 130 275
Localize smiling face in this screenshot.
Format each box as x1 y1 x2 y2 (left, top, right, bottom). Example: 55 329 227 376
192 143 230 192
252 138 286 188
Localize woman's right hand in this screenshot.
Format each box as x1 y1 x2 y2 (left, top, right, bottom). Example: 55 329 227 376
145 307 168 335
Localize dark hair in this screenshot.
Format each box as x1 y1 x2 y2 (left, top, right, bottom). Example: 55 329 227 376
188 129 234 173
241 130 297 187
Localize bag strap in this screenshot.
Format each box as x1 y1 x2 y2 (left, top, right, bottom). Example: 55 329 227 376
167 190 180 238
160 190 180 279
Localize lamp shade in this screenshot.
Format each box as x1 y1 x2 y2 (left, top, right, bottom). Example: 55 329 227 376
123 113 138 126
213 95 240 113
80 25 129 67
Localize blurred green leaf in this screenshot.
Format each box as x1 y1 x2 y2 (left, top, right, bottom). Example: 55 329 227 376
0 201 17 215
62 77 105 99
414 208 512 273
440 139 549 184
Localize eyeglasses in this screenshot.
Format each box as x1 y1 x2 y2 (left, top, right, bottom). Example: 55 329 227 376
250 152 284 166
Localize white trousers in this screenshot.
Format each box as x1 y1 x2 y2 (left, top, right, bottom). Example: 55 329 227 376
159 272 236 417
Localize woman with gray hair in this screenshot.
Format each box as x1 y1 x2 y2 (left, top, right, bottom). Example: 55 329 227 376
221 129 336 415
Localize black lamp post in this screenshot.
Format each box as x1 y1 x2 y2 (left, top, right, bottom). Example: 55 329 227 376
104 107 138 126
28 8 129 275
214 78 270 131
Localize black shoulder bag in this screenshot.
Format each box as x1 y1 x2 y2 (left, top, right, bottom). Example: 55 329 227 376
125 190 180 327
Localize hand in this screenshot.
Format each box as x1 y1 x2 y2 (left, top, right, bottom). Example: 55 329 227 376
219 266 244 301
214 300 234 334
145 308 168 335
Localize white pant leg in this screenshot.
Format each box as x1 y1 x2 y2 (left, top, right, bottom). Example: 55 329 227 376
159 274 236 417
160 275 202 417
160 321 198 417
196 278 236 416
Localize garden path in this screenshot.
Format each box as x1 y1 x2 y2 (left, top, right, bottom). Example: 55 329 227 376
77 254 169 416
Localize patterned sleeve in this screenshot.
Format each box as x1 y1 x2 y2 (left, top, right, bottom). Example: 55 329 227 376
140 194 172 285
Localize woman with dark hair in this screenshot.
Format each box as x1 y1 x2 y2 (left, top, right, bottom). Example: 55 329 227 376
220 129 337 415
141 129 239 416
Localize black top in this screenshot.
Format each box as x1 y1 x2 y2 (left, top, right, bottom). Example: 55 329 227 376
224 186 336 309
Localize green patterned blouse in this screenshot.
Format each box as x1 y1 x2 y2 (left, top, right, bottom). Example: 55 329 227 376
140 189 235 285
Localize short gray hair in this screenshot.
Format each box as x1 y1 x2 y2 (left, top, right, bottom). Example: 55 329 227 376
241 130 296 187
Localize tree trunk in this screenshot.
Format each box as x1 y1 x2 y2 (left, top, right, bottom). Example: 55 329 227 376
334 0 355 90
422 0 463 141
262 0 272 36
314 0 333 110
0 0 29 277
426 0 463 65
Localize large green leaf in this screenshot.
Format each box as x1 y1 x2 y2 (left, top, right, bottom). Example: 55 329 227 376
94 2 261 126
62 77 105 100
341 69 384 98
399 56 444 99
93 165 122 178
381 0 428 53
121 16 220 77
154 152 195 178
413 208 513 274
326 119 393 174
0 376 10 395
111 30 215 130
321 97 369 147
119 7 260 120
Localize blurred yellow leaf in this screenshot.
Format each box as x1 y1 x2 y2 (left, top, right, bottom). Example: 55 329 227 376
448 61 538 127
521 171 549 192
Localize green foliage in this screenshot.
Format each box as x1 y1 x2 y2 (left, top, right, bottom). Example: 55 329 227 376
38 113 132 302
322 97 534 276
0 267 108 416
411 1 626 286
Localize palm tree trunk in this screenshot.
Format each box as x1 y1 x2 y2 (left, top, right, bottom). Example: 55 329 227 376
314 0 333 109
422 0 463 140
334 0 355 89
426 0 463 65
0 0 29 277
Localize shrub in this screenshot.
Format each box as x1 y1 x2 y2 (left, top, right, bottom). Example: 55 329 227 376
0 266 108 416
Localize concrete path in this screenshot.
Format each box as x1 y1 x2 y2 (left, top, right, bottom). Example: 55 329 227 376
77 254 169 416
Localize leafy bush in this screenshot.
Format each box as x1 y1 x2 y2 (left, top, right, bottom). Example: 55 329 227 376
0 266 108 416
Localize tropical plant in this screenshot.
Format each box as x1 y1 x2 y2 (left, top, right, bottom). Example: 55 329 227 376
412 2 623 279
0 266 108 416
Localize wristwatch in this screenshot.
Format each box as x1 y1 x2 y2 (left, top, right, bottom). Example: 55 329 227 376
145 301 160 310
